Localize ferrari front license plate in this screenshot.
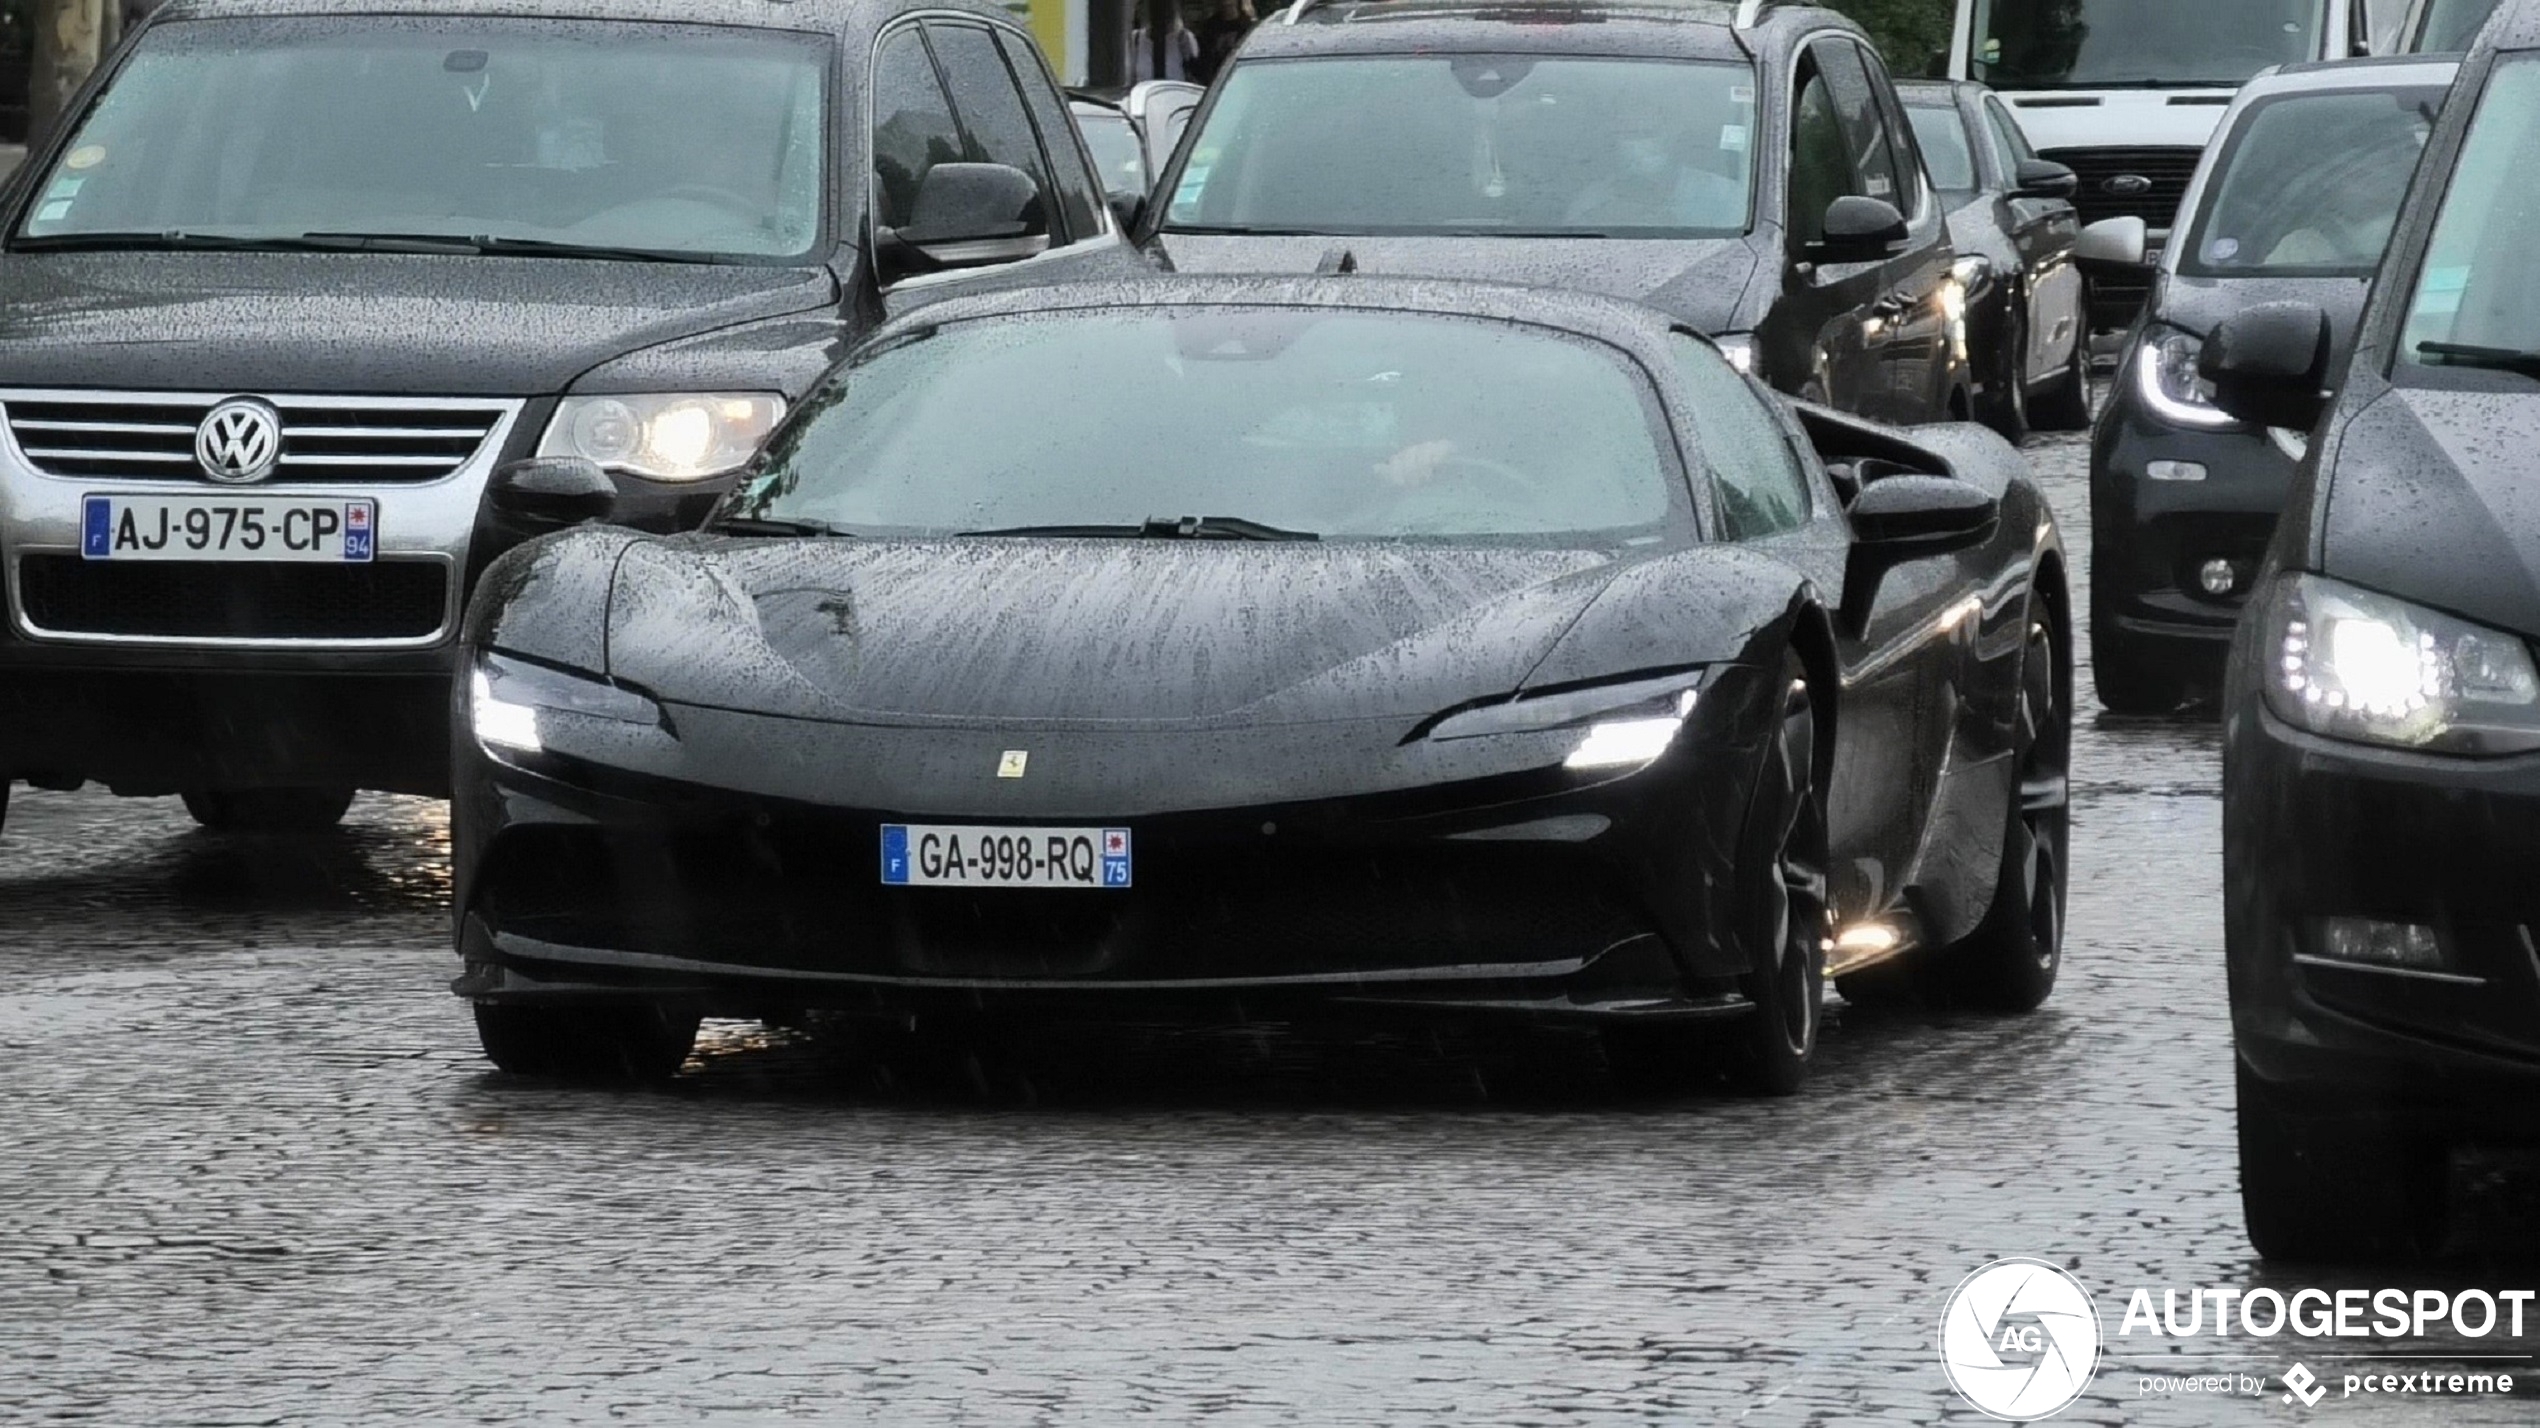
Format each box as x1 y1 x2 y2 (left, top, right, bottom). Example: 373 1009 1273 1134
881 824 1131 888
81 494 377 562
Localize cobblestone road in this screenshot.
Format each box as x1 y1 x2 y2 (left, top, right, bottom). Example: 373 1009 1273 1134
6 424 2538 1424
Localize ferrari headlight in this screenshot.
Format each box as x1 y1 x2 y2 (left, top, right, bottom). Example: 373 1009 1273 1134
471 651 663 757
2258 573 2540 754
2135 325 2237 430
1424 670 1704 772
538 393 785 481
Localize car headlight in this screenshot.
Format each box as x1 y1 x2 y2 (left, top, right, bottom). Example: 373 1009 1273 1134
1424 670 1704 772
1712 332 1756 376
471 651 665 757
2258 572 2540 755
2134 325 2237 430
537 393 785 481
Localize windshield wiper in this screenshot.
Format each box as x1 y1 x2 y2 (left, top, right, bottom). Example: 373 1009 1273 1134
713 515 854 538
2417 341 2540 378
10 229 424 253
958 515 1320 541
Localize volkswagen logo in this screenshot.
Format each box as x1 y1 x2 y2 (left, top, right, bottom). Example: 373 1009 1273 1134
2101 173 2154 198
194 397 282 485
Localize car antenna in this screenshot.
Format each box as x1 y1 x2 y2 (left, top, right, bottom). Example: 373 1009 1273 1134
1315 247 1359 275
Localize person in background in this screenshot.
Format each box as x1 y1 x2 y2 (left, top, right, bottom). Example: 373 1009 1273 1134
1196 0 1256 84
1129 0 1201 83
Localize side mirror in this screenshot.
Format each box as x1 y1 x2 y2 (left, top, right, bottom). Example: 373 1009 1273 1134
1811 196 1910 264
2199 301 2332 431
1846 473 2001 551
491 457 616 525
2012 158 2078 201
876 162 1049 280
2072 215 2149 273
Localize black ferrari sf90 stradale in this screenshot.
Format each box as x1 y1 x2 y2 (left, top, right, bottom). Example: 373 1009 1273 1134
449 277 2070 1093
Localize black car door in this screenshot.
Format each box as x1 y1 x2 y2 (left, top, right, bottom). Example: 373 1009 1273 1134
1981 94 2081 392
1819 38 1955 423
867 19 1130 323
1781 48 1882 416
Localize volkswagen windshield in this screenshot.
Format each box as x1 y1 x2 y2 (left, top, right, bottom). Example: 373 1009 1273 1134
1970 0 2322 89
13 15 829 263
1163 56 1756 239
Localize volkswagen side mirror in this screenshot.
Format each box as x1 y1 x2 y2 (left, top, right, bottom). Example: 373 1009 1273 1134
2073 216 2149 273
491 457 616 525
2200 301 2332 432
876 163 1050 281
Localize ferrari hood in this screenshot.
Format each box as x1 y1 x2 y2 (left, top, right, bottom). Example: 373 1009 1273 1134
602 536 1626 727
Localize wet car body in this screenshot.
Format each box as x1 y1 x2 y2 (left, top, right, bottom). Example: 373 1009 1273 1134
2092 57 2454 714
1141 0 1970 425
1896 79 2091 442
450 276 2070 1086
0 0 1138 820
2216 11 2540 1259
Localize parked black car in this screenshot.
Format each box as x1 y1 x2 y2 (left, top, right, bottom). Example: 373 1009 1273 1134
452 275 2070 1088
1896 79 2091 442
0 0 1136 834
1141 0 1970 424
2087 57 2451 714
2217 9 2540 1260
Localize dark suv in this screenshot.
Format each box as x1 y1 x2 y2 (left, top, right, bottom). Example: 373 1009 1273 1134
1142 0 1968 423
0 0 1134 833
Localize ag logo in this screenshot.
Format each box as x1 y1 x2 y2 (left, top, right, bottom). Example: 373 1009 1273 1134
1939 1258 2101 1421
2102 173 2154 198
194 397 282 485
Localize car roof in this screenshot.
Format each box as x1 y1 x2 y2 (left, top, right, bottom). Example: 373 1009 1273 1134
1237 0 1863 62
2234 55 2461 99
149 0 1001 35
867 275 1699 358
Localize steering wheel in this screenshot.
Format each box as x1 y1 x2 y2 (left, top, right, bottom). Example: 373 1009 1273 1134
1430 452 1556 506
1357 451 1560 532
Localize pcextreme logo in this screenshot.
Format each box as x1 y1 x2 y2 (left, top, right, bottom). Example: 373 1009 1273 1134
1939 1258 2103 1421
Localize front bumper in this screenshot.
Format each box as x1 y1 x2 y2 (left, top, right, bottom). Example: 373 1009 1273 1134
451 666 1783 1023
2090 382 2297 679
2224 653 2540 1132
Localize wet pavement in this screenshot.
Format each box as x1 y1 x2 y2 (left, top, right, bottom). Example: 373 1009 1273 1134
5 420 2538 1424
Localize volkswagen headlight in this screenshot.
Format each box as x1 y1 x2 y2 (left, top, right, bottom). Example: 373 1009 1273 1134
471 651 665 757
1424 670 1705 772
538 393 785 481
2258 573 2540 754
2134 325 2237 430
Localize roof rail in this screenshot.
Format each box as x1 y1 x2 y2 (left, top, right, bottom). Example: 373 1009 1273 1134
1282 0 1328 24
1732 0 1772 27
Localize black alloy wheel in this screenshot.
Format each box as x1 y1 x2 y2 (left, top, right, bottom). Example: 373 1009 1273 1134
1602 657 1828 1097
1943 615 2070 1010
2031 319 2094 431
473 1002 702 1083
182 786 358 833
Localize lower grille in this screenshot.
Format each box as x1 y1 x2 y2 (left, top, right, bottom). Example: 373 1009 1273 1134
16 554 449 640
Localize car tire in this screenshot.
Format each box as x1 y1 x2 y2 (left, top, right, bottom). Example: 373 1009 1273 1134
1939 616 2068 1012
472 1002 700 1083
2237 1059 2447 1263
2089 610 2189 716
1979 308 2029 444
1601 658 1828 1097
181 786 357 833
2030 327 2094 431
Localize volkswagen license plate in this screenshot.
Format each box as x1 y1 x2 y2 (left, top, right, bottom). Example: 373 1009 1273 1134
81 495 376 562
880 825 1131 888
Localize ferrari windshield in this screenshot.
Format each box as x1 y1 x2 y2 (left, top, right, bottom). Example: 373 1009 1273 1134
729 308 1682 540
1164 57 1755 237
2178 86 2442 279
16 16 828 262
1971 0 2321 88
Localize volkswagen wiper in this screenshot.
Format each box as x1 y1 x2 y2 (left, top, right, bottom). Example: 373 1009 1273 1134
462 234 727 265
10 229 423 253
958 515 1320 541
713 515 854 538
2418 341 2540 378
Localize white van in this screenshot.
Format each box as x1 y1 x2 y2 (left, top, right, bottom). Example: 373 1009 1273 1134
1949 0 2370 321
